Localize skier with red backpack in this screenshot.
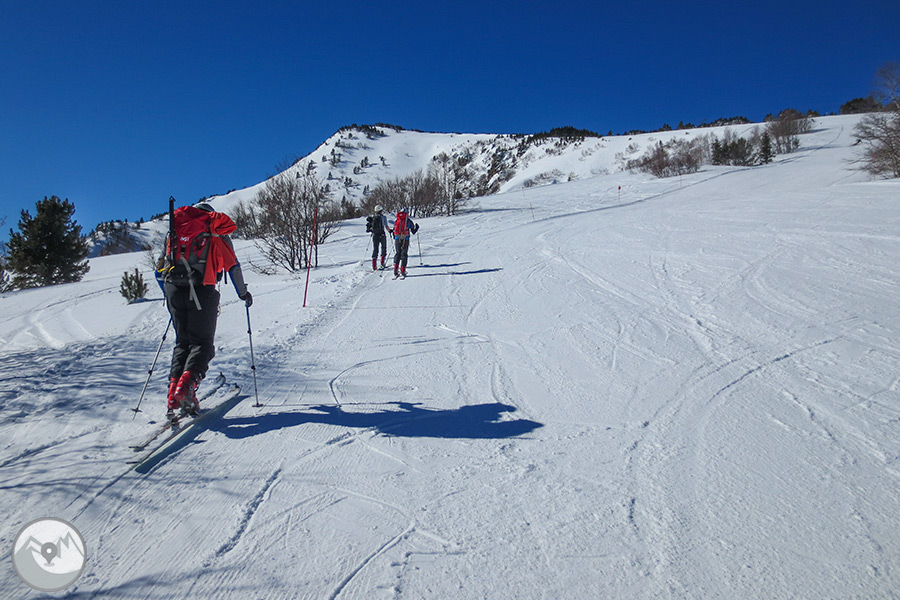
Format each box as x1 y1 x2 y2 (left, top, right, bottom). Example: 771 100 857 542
391 208 419 278
157 201 252 424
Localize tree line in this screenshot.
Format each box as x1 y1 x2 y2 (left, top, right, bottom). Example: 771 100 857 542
626 108 808 177
626 61 900 180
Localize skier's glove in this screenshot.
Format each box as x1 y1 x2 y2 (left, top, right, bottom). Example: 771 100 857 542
412 224 419 234
241 291 253 307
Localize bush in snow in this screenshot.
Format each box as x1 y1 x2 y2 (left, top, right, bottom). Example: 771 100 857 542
233 169 339 272
628 138 705 178
120 269 148 304
711 129 761 166
851 62 900 179
765 109 813 154
853 111 900 178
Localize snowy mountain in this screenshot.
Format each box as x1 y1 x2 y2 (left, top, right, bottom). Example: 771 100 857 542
203 120 768 216
87 220 161 259
92 120 768 256
2 114 899 598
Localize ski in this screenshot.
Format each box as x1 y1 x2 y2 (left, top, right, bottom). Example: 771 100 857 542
127 383 241 465
129 373 227 452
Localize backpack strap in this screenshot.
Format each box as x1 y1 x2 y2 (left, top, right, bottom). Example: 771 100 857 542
186 216 218 309
181 256 202 310
195 218 214 276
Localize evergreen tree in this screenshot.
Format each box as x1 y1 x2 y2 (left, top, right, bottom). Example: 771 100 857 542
6 196 90 288
840 97 883 114
728 138 755 166
0 216 11 292
711 139 725 165
759 132 774 164
119 268 148 304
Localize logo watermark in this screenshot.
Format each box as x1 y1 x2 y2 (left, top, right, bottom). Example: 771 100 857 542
11 517 86 592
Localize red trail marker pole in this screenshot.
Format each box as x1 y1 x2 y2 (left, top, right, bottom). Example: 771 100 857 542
303 205 319 308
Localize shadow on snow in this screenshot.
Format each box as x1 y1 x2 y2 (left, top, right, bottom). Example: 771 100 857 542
132 392 245 475
208 401 542 441
406 268 502 278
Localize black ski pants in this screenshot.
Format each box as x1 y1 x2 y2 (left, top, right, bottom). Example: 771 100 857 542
165 283 219 381
372 233 387 260
394 236 411 268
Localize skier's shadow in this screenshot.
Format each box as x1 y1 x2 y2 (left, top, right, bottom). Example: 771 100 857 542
417 262 471 269
209 401 542 440
407 267 502 278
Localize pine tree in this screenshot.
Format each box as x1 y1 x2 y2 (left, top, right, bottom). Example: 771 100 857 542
759 132 774 164
120 268 148 303
711 139 725 165
0 217 11 292
6 196 90 288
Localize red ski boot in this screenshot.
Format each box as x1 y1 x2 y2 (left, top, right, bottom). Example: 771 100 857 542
166 377 179 410
166 377 180 424
173 370 201 417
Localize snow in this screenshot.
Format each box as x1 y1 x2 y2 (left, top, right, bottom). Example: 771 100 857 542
204 123 768 213
2 115 899 598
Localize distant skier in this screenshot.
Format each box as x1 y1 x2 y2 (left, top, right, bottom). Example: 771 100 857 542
391 208 419 278
365 204 390 270
157 202 252 423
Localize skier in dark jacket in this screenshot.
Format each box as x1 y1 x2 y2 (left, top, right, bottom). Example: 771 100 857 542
158 202 252 423
366 204 390 270
391 209 419 278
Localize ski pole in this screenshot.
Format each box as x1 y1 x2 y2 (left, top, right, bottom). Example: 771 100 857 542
416 232 423 265
246 305 262 407
131 317 172 418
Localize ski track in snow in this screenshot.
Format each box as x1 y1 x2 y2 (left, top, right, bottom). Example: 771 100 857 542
208 466 283 562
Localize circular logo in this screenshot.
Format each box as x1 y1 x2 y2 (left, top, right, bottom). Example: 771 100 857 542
11 517 86 592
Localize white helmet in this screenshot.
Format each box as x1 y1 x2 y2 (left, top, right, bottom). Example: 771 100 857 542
374 205 384 214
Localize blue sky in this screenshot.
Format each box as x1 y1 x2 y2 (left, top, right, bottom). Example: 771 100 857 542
1 0 897 240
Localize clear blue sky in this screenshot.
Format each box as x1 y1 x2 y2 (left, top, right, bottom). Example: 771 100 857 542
1 0 897 240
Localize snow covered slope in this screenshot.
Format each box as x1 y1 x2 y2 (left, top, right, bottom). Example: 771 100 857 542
204 120 766 215
1 115 899 599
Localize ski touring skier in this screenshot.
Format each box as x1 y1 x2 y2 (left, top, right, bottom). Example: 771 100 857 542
156 201 252 424
391 208 419 278
365 204 390 270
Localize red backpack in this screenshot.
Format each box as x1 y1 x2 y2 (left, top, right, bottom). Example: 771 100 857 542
171 206 213 266
162 206 237 286
393 211 409 237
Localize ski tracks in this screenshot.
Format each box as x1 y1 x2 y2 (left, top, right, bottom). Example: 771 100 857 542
191 466 284 576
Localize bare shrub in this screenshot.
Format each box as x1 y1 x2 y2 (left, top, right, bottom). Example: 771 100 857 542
853 111 900 178
628 138 704 178
766 109 813 154
235 170 338 272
